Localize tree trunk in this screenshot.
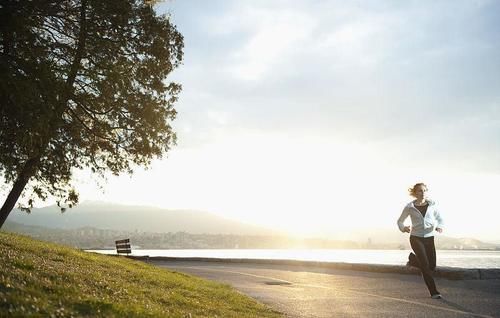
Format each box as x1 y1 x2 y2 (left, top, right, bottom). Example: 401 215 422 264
0 157 40 228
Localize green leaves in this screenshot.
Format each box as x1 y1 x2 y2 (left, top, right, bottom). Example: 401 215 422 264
0 0 183 213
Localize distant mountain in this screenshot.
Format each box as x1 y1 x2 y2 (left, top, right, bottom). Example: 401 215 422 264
6 202 499 250
437 237 499 250
330 228 500 250
2 221 362 250
3 220 498 251
8 201 278 235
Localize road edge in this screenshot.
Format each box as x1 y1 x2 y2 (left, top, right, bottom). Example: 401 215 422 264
124 255 500 280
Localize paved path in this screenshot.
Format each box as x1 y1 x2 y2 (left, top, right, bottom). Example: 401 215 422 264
150 260 500 318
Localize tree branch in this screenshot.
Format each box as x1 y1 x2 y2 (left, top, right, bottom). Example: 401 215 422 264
66 107 119 145
72 94 116 116
64 0 87 93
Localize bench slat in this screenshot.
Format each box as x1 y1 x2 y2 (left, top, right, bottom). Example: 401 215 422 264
115 238 132 254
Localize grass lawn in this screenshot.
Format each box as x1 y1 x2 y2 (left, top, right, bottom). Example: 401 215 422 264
0 231 282 317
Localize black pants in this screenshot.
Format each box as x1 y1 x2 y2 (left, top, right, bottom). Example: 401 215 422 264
409 235 438 295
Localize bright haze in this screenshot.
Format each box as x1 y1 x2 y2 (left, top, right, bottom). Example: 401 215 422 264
71 1 500 241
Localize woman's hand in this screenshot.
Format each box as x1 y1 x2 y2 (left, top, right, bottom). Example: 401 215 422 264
403 226 411 233
436 227 443 233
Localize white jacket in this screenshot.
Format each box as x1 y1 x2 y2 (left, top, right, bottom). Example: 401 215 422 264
397 200 444 238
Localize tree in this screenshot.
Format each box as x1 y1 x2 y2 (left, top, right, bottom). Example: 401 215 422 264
0 0 184 228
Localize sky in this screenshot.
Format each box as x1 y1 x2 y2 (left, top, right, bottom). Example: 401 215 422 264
15 1 500 241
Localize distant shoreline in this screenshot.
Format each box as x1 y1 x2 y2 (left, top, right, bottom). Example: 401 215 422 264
87 248 500 269
87 247 500 251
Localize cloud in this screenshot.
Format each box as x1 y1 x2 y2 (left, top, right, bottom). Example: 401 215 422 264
224 6 316 80
159 0 500 172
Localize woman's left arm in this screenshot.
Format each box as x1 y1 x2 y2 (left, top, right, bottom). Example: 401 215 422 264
434 208 444 233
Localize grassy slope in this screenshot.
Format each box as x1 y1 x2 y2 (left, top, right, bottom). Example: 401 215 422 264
0 231 281 317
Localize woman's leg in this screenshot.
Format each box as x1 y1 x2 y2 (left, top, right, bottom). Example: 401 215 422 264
424 236 437 270
410 236 439 295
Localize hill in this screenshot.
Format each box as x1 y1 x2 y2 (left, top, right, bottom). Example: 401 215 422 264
0 231 281 317
341 229 500 250
3 221 362 249
7 202 498 250
4 221 498 251
8 201 277 235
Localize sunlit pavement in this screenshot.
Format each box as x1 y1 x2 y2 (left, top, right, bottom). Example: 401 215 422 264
150 260 500 318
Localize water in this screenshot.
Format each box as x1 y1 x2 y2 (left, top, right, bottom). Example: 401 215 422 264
88 249 500 269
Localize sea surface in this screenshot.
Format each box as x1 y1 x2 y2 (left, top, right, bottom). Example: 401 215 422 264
88 249 500 269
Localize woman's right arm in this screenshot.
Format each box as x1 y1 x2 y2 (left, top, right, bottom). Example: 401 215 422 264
397 207 410 233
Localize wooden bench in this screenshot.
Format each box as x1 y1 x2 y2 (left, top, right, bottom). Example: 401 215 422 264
115 238 131 255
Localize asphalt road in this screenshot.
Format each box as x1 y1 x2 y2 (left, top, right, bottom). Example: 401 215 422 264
150 260 500 318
